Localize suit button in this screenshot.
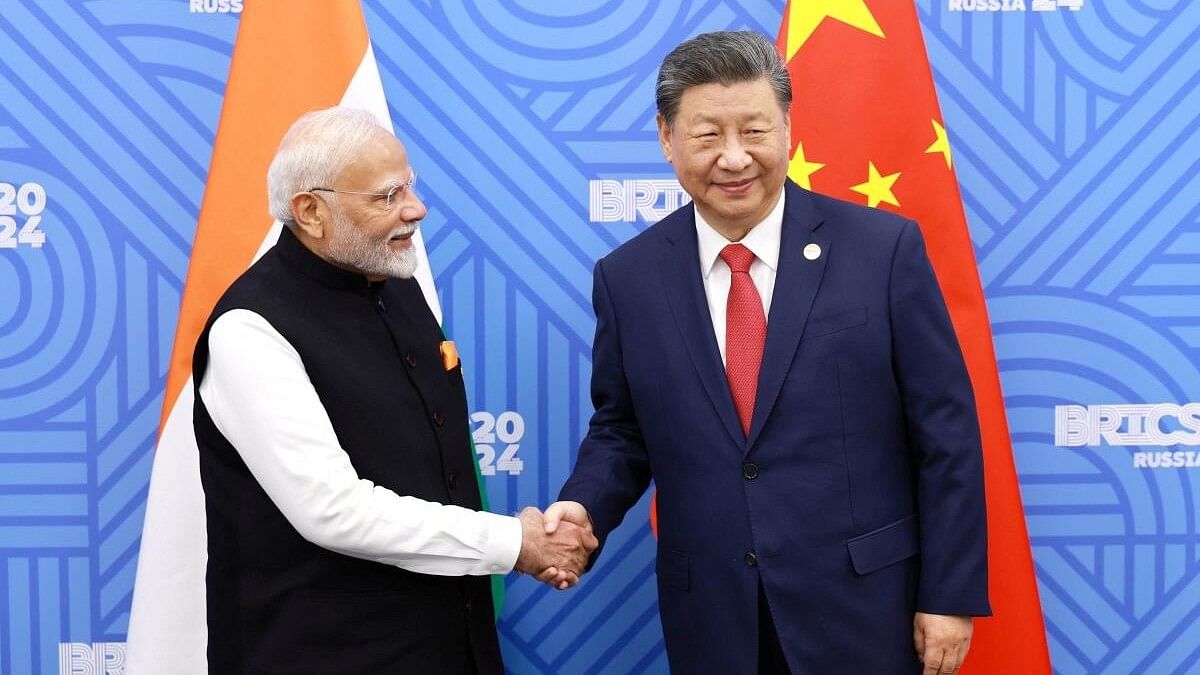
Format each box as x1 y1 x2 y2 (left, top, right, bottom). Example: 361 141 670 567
375 297 386 312
448 472 458 490
743 463 759 480
405 352 417 368
433 411 445 427
744 551 758 567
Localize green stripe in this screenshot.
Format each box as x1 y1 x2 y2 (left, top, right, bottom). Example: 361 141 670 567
443 324 506 621
467 429 507 620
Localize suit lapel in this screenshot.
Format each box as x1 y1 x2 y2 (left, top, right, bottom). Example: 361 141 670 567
659 213 745 449
746 182 828 451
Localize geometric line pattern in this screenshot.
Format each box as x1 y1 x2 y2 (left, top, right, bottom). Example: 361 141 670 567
2 1 1198 674
0 1 235 672
918 0 1200 672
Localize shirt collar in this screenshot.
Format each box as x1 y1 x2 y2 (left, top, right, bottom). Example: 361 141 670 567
695 187 785 279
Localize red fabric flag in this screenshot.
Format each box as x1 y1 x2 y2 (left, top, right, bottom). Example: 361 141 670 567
777 1 1050 672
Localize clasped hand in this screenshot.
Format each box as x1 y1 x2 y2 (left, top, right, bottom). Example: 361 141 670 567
514 501 597 590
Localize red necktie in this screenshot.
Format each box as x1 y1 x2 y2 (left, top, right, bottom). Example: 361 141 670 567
720 243 766 437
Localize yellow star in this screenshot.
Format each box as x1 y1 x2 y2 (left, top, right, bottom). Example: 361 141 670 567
788 141 825 190
787 0 886 60
925 119 952 170
850 161 901 208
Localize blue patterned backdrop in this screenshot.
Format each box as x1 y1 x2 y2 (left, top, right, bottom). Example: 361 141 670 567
0 1 1197 673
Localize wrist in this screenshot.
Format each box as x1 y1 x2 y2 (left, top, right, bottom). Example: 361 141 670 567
515 509 543 572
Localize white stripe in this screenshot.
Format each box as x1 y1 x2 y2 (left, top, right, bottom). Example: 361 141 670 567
125 384 208 675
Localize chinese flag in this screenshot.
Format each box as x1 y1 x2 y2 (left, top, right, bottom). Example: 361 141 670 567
777 1 1050 672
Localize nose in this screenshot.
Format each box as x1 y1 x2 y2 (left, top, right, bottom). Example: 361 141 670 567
716 137 752 173
398 192 427 223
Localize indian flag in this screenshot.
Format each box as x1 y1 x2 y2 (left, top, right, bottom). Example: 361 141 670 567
126 2 442 672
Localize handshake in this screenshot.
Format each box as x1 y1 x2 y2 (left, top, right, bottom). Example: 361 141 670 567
514 501 598 590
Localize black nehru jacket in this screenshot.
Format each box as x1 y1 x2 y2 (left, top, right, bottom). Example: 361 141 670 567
193 227 502 674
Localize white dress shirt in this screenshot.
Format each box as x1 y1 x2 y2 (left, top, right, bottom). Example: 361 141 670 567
695 188 785 365
198 308 522 576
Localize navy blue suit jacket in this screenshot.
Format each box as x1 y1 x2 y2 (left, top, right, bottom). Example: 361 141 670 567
560 180 990 674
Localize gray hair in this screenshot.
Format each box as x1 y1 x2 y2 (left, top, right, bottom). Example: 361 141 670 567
655 31 792 127
266 107 390 225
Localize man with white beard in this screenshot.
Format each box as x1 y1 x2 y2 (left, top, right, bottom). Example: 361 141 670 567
192 107 596 674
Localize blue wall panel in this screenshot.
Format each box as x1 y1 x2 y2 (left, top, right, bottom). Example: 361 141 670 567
1 1 1197 673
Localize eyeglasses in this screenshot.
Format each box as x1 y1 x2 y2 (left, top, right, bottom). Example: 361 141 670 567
310 172 417 210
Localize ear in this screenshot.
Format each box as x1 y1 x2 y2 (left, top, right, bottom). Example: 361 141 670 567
291 191 326 239
656 112 673 163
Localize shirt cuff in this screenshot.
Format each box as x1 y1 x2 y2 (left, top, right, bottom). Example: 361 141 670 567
478 512 523 575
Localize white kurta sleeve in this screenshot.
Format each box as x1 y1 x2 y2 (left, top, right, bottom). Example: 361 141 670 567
197 308 522 576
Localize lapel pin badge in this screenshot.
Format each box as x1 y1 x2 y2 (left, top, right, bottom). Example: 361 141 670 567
803 243 822 261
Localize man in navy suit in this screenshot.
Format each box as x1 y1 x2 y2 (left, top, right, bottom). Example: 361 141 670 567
544 31 990 674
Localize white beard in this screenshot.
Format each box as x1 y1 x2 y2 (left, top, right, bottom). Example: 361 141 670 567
326 209 419 279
